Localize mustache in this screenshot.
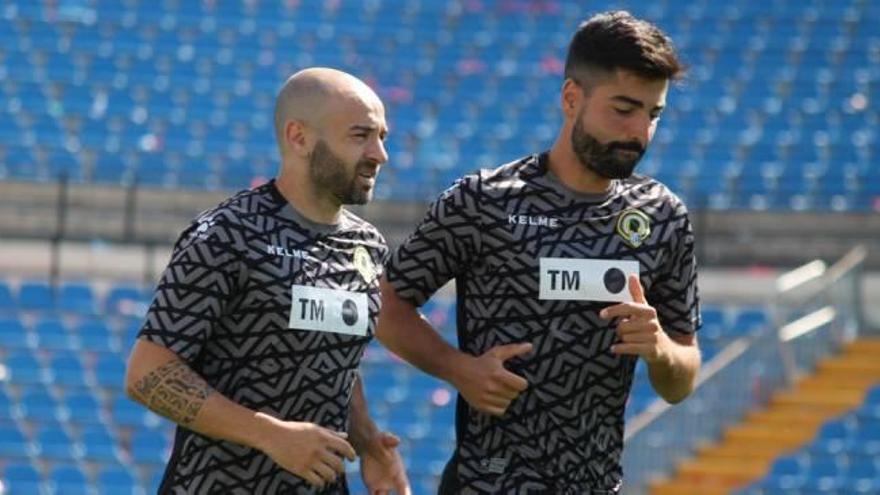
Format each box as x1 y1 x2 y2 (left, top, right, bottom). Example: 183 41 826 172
607 141 644 153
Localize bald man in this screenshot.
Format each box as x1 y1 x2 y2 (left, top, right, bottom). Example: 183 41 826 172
125 68 410 494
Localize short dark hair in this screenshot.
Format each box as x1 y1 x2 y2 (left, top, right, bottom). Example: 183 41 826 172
564 11 685 83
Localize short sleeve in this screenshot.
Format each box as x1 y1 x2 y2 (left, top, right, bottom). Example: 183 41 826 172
138 219 244 362
385 174 483 307
648 201 701 335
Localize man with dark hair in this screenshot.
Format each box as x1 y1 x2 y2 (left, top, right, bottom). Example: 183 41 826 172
125 68 410 494
377 11 700 494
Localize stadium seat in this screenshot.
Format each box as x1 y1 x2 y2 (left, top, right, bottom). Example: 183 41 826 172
57 282 97 315
0 281 15 311
49 351 89 388
96 465 138 494
19 388 61 423
4 351 47 385
0 424 31 459
47 465 90 495
17 280 54 311
33 317 76 351
73 319 117 353
61 391 104 425
92 353 127 390
130 428 170 465
80 425 122 463
731 307 770 335
2 462 43 495
34 425 78 461
0 316 33 349
105 284 150 315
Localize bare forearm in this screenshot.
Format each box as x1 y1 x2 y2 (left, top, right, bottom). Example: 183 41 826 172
647 339 701 404
348 375 379 456
125 339 273 450
377 279 467 385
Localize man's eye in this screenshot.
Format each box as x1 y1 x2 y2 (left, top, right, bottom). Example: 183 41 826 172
614 107 634 115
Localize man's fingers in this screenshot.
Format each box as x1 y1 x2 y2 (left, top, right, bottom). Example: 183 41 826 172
379 431 400 448
483 394 513 409
480 404 507 416
396 477 413 495
496 370 529 392
600 302 654 321
611 343 647 356
320 450 345 474
311 461 337 484
490 342 533 362
303 470 326 488
615 319 656 337
325 434 357 461
628 274 647 303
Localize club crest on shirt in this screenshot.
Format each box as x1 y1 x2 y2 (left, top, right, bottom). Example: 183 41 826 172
615 208 651 248
353 246 376 282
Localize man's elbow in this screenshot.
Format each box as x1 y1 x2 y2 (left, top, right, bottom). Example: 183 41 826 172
661 386 694 405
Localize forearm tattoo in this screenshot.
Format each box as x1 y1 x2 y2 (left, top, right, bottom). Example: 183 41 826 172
129 360 214 426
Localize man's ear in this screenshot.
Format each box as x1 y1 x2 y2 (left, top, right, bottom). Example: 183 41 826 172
561 79 581 119
284 119 313 158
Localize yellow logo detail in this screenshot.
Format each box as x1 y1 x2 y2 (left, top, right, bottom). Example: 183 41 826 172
353 246 376 282
616 209 651 248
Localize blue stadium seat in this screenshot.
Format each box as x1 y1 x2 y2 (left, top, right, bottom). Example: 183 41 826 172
96 465 138 494
0 281 15 311
0 317 33 349
80 425 122 462
105 284 149 315
74 319 117 353
35 425 78 461
2 462 42 495
17 280 54 311
49 352 89 388
731 307 770 335
57 282 97 315
93 354 127 390
33 317 76 351
4 351 46 385
112 395 151 428
0 424 31 459
61 391 104 425
130 429 170 465
47 465 89 495
19 388 61 423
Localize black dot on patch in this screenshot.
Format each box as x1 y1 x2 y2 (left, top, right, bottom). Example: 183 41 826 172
342 299 358 326
603 268 627 294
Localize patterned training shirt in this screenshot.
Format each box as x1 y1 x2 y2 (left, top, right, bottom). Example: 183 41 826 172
139 180 387 494
386 152 700 494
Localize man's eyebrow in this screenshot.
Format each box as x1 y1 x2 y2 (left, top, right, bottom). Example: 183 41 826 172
612 95 665 111
349 124 377 132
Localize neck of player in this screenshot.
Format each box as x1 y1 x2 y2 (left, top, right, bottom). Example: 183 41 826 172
547 134 613 195
275 167 343 225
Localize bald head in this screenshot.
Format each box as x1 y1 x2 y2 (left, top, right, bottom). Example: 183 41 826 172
273 68 384 155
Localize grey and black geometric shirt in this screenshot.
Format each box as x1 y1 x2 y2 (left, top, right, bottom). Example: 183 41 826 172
386 152 700 494
139 180 387 494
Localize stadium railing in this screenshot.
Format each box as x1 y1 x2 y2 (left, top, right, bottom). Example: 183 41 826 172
622 245 868 495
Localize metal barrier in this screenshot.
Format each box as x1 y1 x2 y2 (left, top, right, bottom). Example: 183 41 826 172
622 246 868 494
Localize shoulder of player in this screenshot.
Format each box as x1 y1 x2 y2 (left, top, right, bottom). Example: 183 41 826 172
177 187 262 250
446 153 538 197
339 210 388 247
625 174 689 210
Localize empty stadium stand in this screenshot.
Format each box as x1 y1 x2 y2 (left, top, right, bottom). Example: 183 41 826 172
0 0 876 209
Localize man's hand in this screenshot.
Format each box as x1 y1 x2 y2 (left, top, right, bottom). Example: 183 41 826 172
360 431 411 495
256 414 356 489
600 274 671 365
451 342 532 416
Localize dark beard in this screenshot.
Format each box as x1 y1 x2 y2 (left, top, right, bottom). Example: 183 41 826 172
308 139 374 205
571 117 644 179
